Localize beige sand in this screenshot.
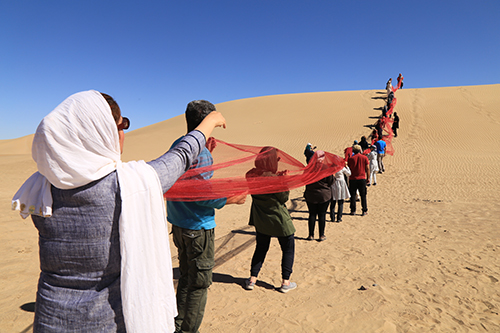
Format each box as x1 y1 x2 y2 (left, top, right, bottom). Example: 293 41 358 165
1 85 499 332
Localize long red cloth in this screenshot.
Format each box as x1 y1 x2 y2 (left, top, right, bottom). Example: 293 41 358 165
164 139 345 201
345 88 399 158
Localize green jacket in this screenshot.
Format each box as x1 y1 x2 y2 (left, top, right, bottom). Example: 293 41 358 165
249 191 295 237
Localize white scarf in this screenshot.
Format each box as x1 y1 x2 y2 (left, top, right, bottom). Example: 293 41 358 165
12 90 176 332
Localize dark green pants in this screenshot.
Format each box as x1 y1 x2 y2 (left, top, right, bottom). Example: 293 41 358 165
172 226 215 333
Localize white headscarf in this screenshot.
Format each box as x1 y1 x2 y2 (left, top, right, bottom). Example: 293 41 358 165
12 90 176 332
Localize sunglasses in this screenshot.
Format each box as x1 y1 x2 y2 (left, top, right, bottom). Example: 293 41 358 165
117 117 130 131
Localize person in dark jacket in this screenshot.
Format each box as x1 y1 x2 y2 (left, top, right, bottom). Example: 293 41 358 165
245 147 297 293
359 136 370 152
392 112 400 137
304 143 316 164
304 151 334 241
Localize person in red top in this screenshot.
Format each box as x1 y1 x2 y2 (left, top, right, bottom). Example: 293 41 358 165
397 73 404 89
347 145 370 216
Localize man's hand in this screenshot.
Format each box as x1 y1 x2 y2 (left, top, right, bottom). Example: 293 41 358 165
226 194 247 205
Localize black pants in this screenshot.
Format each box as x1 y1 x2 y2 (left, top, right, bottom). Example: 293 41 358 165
349 179 368 213
306 201 330 237
330 199 344 221
250 232 295 280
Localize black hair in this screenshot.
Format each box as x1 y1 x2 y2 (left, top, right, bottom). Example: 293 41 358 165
185 100 216 132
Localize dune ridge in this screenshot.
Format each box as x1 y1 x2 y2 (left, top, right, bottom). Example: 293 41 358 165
1 84 499 332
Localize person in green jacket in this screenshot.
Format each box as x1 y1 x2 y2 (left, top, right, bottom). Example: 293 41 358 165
244 147 297 293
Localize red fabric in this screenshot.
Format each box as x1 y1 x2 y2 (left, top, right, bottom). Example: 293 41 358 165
165 79 402 202
347 153 369 180
164 139 345 201
386 97 397 117
392 75 403 92
344 146 353 161
370 129 379 145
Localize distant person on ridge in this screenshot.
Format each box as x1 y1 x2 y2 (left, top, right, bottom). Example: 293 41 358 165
386 78 393 96
392 112 400 137
397 73 404 89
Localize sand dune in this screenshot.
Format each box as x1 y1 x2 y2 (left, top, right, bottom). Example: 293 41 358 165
1 85 499 332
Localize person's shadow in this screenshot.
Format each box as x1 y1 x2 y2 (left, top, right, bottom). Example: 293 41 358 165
231 229 255 236
213 273 276 290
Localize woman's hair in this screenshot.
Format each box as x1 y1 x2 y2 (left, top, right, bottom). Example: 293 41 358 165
185 100 216 132
101 93 121 124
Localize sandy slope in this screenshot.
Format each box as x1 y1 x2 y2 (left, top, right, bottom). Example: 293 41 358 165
1 85 499 332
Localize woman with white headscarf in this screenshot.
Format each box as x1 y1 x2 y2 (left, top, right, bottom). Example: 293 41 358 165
12 90 226 332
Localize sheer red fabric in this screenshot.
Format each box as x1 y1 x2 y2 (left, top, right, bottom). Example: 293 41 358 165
164 139 345 201
392 77 402 92
387 97 397 117
345 89 398 158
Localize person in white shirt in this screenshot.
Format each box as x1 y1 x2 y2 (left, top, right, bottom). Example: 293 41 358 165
367 145 379 186
329 163 351 222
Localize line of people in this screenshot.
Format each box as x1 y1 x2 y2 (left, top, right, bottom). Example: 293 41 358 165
304 74 403 242
12 78 403 331
13 92 310 333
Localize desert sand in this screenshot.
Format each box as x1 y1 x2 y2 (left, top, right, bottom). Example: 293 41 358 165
1 84 499 332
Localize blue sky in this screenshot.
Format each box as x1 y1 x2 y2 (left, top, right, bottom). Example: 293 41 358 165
1 1 498 140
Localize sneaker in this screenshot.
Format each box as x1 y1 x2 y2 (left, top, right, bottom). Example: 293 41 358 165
279 282 297 293
244 279 256 290
319 235 327 241
361 211 367 216
306 235 314 241
367 183 371 187
337 218 342 222
373 183 377 186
